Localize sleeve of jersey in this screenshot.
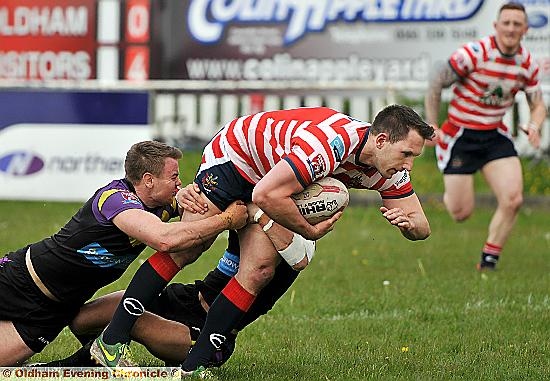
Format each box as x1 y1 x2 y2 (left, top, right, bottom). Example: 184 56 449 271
97 190 145 221
379 172 415 199
448 44 475 78
283 139 336 189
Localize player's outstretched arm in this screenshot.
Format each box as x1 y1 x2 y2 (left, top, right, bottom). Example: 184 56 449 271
380 194 430 241
424 63 460 146
112 200 247 253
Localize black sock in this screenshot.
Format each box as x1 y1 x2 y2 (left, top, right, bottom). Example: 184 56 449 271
480 253 499 268
103 255 178 345
182 278 254 371
74 333 97 347
45 341 95 367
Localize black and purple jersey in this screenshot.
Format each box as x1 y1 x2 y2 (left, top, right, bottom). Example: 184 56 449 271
28 178 179 303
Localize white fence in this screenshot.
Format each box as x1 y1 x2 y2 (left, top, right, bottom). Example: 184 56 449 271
146 80 550 158
1 80 549 156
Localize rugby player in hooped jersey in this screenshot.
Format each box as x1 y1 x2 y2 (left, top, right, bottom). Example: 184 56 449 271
424 2 547 271
94 104 434 375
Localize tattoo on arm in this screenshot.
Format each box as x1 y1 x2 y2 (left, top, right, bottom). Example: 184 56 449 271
425 64 460 125
437 65 460 88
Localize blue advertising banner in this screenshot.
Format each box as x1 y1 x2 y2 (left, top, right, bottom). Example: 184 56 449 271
0 91 151 201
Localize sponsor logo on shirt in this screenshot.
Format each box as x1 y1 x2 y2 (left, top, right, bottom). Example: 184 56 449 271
330 136 345 163
0 256 11 267
394 171 409 188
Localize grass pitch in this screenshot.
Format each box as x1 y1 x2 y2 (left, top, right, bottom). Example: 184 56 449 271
1 197 549 380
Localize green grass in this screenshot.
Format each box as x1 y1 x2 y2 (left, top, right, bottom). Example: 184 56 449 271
1 197 549 380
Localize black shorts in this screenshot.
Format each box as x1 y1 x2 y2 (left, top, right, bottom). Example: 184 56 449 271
149 283 206 341
194 161 254 211
0 248 80 353
440 127 517 175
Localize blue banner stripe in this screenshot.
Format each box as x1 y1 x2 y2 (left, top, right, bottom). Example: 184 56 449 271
0 91 149 130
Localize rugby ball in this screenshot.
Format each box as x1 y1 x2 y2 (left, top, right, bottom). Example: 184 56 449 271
292 177 349 224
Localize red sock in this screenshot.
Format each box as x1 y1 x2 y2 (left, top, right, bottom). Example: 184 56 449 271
482 242 502 257
222 277 256 312
148 251 180 281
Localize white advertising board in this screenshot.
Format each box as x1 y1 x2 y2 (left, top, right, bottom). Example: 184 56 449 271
0 124 150 201
157 0 549 84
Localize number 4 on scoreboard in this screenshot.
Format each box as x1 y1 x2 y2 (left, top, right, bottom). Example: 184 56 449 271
125 46 150 81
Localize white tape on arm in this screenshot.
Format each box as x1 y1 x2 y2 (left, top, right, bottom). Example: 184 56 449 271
278 234 315 266
262 219 274 232
304 238 316 262
253 209 265 223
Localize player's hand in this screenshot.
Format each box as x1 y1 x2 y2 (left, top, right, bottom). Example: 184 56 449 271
380 206 414 230
307 211 343 240
520 124 541 149
220 201 248 230
176 183 208 214
424 125 441 147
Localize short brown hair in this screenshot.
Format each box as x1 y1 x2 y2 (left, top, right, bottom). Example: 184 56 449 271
370 104 434 143
125 140 182 184
499 2 526 15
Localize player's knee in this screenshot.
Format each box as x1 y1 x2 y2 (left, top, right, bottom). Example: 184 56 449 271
248 265 276 289
444 198 473 221
169 249 201 268
291 256 309 271
450 209 471 222
68 321 83 336
501 192 523 213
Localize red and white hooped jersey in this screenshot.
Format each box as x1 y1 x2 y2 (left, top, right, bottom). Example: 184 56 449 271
200 107 414 199
447 35 541 133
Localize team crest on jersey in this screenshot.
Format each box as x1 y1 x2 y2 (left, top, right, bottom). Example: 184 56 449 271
480 85 506 106
452 51 466 71
344 172 364 189
330 136 345 162
121 191 141 205
201 172 219 193
308 154 326 180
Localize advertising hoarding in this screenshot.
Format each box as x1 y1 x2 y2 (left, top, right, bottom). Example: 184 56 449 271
0 0 97 80
149 0 549 84
0 91 150 201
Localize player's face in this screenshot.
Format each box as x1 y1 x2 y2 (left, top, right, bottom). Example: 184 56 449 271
151 157 182 205
376 130 424 179
494 9 528 54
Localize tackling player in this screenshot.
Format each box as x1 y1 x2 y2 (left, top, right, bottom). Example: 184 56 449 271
0 140 247 366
